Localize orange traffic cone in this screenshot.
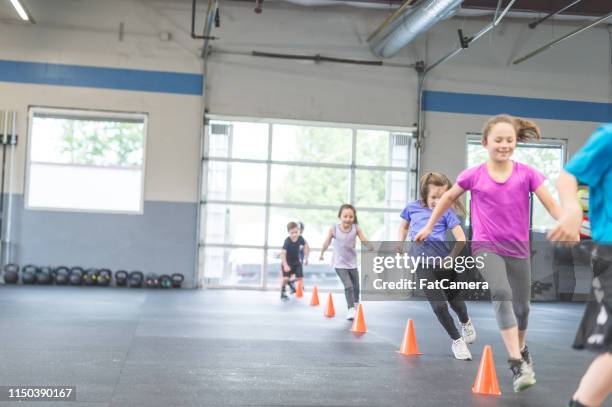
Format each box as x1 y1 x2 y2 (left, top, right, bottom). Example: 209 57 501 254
295 280 304 298
472 345 501 396
397 319 422 356
351 303 367 333
310 285 320 306
324 292 335 317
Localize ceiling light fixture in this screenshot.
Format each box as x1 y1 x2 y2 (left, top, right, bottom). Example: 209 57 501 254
9 0 31 22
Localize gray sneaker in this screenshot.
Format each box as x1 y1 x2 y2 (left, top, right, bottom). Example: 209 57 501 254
451 338 472 360
521 344 533 368
508 358 536 393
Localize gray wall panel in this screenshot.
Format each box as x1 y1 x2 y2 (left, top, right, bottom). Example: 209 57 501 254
3 195 198 288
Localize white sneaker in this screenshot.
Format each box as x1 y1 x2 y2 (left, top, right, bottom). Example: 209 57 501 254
346 307 356 320
461 319 476 344
451 338 472 360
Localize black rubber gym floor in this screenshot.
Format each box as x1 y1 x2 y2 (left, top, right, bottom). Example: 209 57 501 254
0 286 608 407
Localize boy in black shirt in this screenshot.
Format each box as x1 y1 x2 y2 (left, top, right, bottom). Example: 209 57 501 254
281 221 310 301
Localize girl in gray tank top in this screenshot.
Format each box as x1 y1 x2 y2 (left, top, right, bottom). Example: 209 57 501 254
320 204 371 320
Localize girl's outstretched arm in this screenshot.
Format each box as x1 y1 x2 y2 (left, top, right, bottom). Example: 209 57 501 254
534 184 564 221
548 171 582 242
356 226 374 251
448 225 466 258
397 220 410 252
398 220 410 242
415 184 465 241
319 227 334 260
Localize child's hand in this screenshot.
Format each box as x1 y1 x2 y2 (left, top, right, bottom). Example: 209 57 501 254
283 264 291 273
395 243 404 254
304 258 309 266
367 244 375 252
548 209 582 244
414 226 432 242
319 254 324 261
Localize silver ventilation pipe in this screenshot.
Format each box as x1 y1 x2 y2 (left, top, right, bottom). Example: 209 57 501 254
368 0 463 59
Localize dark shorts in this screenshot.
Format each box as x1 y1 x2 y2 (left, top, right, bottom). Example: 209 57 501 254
573 248 612 353
282 264 303 278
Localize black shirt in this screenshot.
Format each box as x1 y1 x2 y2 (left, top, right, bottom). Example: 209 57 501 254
283 236 306 266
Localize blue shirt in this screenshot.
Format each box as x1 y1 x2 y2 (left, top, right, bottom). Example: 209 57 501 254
400 201 461 258
565 124 612 243
400 200 461 241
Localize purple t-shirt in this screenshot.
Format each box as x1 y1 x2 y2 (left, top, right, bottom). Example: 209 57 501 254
401 201 461 258
457 161 545 258
400 201 461 241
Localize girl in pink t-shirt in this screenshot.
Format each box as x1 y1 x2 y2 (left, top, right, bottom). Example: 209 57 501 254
415 114 563 393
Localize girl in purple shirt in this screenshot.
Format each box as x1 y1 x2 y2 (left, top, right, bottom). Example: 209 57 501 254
415 114 563 393
398 172 476 361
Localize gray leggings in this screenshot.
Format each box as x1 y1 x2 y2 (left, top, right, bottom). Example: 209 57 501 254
480 252 531 330
336 268 360 308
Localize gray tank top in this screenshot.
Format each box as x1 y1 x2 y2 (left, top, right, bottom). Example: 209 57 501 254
332 223 357 269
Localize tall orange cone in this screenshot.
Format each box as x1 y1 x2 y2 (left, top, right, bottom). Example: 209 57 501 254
351 303 367 333
397 319 422 356
324 292 335 317
472 345 502 396
310 285 320 306
295 280 304 298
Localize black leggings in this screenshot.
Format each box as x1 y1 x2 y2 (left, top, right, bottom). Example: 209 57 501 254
417 267 469 340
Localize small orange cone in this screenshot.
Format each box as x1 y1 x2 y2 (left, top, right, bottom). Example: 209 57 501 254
397 319 422 356
295 280 304 298
324 292 335 317
472 345 502 396
310 285 320 306
351 303 367 333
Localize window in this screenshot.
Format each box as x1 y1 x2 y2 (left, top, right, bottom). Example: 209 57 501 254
466 135 566 231
26 108 147 213
200 117 417 288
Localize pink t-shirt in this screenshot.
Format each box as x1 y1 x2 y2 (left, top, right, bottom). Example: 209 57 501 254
457 161 545 258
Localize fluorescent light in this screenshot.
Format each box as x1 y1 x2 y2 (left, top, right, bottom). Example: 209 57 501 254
9 0 29 21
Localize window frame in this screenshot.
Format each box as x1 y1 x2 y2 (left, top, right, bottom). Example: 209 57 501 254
25 107 148 215
199 114 417 289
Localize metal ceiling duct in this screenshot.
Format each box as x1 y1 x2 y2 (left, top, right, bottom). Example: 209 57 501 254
368 0 463 59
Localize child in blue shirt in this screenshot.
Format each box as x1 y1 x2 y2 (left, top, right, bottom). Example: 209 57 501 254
549 124 612 407
398 172 476 360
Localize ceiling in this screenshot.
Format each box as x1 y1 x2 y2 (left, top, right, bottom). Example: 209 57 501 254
1 0 611 23
461 0 612 18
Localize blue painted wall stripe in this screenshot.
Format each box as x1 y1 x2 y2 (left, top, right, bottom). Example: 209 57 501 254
0 59 203 95
1 59 610 121
424 90 612 123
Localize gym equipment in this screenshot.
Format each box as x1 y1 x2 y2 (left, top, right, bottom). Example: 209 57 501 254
0 111 18 268
21 264 37 284
170 273 184 288
97 269 112 286
115 270 128 287
82 269 98 286
128 271 144 288
36 266 53 285
69 267 84 285
145 273 160 288
159 274 172 289
54 266 70 285
3 263 19 284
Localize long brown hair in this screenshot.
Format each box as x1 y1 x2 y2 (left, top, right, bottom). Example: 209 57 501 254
483 114 541 143
419 172 466 218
